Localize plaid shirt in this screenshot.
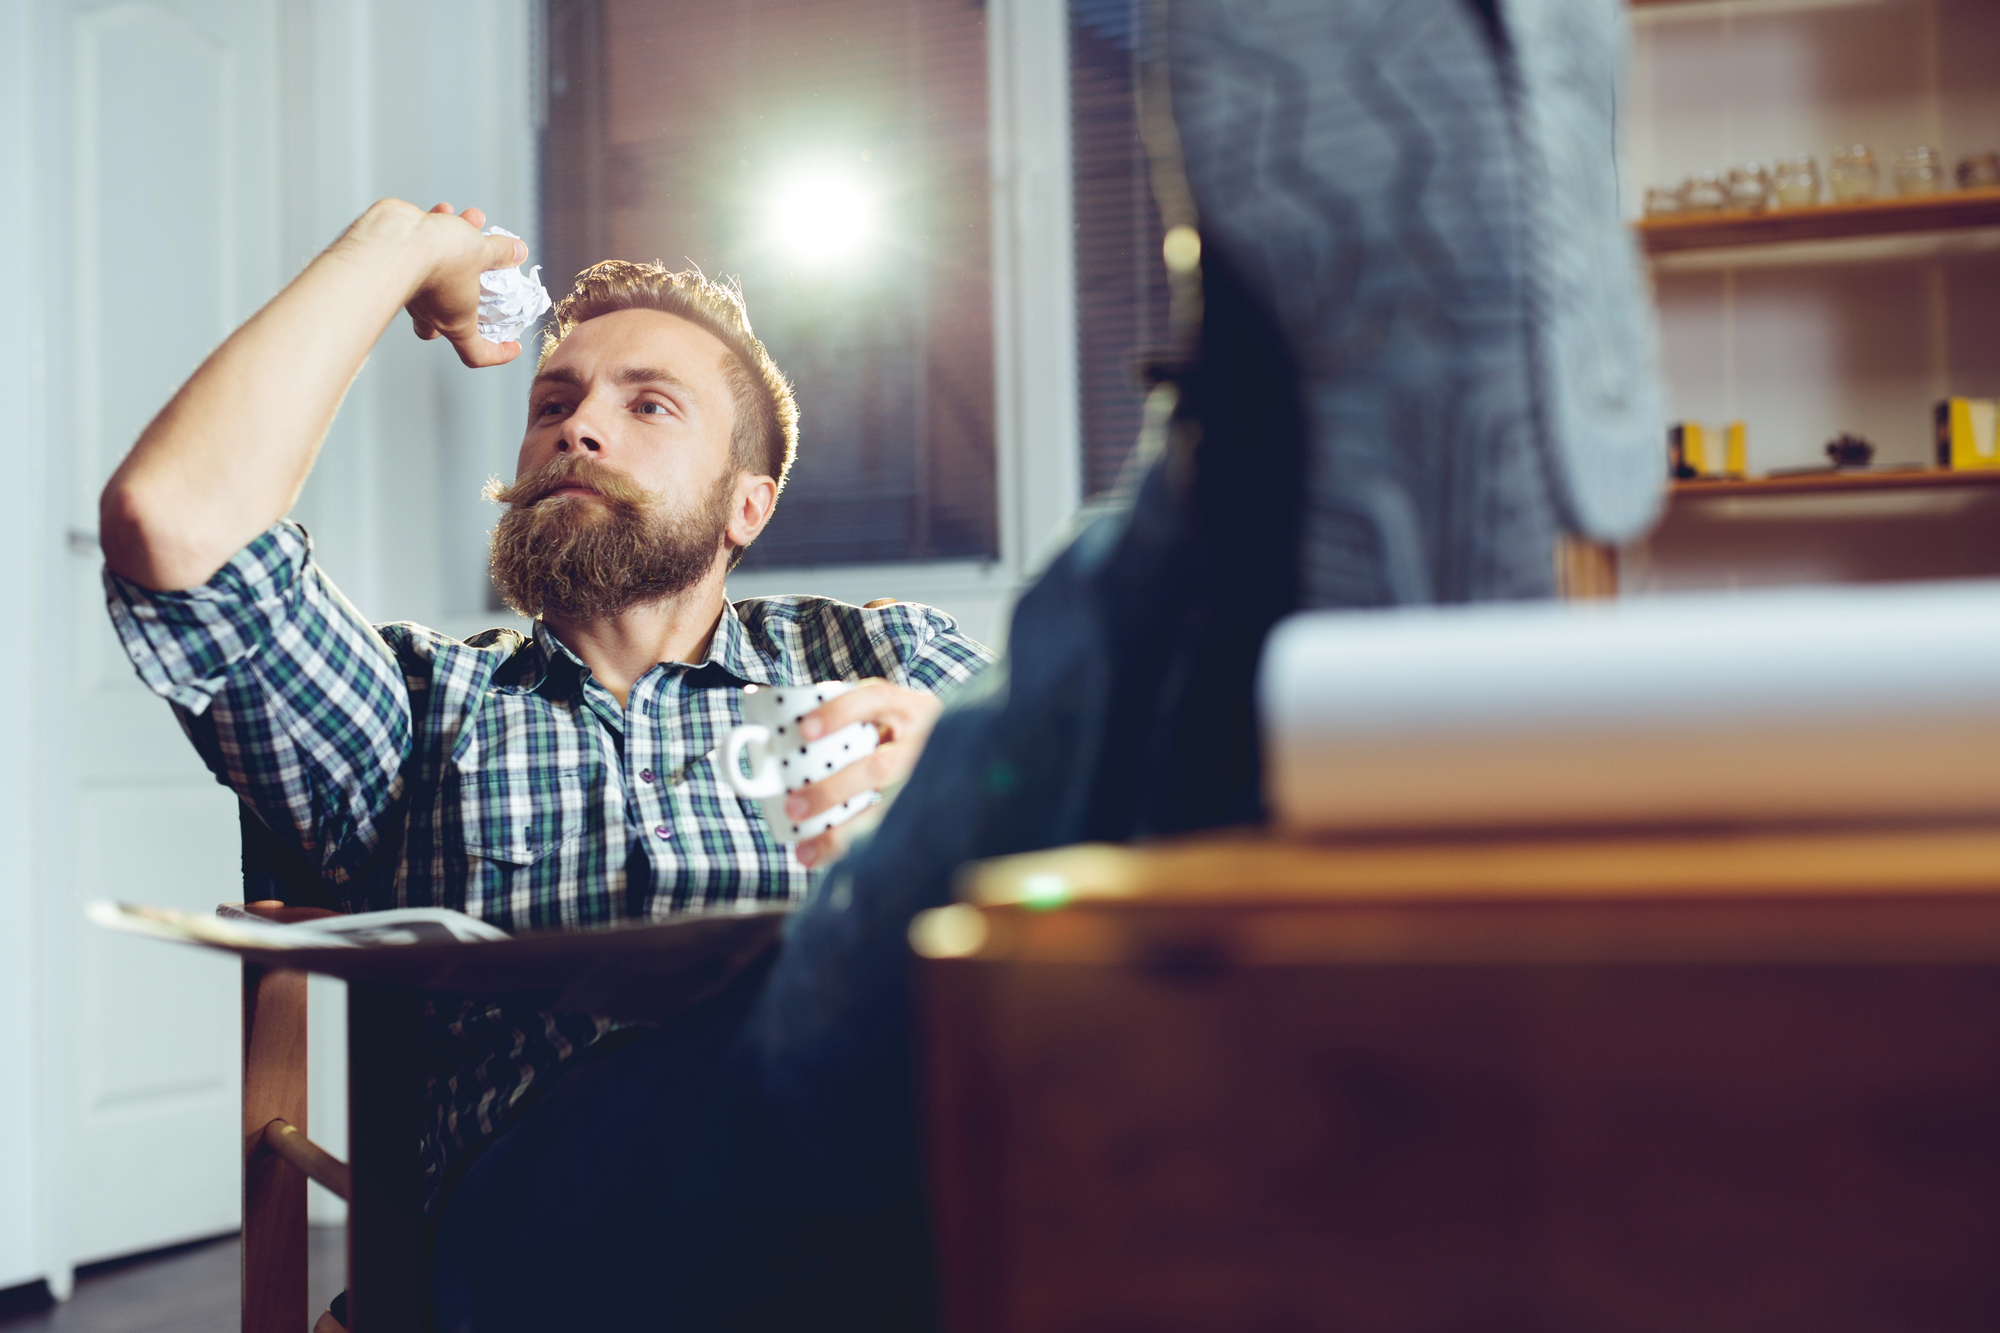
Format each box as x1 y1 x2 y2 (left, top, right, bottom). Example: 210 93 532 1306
104 521 993 1201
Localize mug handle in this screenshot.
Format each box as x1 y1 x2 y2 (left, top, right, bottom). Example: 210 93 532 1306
722 724 784 799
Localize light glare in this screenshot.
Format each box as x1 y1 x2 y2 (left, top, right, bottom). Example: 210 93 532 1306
908 904 989 959
771 170 873 264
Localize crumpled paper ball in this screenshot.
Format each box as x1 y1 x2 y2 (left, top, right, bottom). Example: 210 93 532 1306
478 225 553 344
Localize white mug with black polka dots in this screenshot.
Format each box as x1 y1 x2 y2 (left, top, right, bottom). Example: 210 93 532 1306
721 682 881 844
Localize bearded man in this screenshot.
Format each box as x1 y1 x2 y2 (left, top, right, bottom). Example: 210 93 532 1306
100 200 992 1328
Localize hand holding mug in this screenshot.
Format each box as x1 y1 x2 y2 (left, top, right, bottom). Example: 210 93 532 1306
720 679 943 867
785 679 943 867
722 683 881 857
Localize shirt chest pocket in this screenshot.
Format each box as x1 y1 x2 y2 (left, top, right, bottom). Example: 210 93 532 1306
451 764 588 867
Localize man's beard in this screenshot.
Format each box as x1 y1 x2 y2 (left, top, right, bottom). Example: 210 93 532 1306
486 454 735 623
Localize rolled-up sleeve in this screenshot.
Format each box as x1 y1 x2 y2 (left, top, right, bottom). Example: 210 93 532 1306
104 522 413 887
895 605 995 694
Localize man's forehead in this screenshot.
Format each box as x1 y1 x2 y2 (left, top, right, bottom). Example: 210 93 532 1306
535 308 732 393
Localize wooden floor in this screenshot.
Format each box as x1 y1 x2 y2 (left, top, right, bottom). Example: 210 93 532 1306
0 1227 345 1333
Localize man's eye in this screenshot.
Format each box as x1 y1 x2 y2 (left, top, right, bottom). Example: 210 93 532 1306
537 401 570 417
636 401 672 416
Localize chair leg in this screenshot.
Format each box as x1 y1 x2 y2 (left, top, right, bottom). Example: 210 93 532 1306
243 964 309 1333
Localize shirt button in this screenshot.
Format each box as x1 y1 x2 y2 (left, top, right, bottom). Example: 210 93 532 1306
654 824 671 840
639 768 656 784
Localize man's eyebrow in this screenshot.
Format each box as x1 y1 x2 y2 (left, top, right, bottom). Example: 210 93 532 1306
528 364 699 400
616 366 697 398
530 366 583 392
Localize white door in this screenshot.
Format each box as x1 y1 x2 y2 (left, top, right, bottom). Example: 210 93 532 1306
59 0 283 1264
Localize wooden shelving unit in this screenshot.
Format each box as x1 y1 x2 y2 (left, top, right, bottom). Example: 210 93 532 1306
1639 188 2000 255
1562 471 2000 599
1626 0 2000 259
1589 0 2000 600
1627 0 1868 6
1671 469 2000 499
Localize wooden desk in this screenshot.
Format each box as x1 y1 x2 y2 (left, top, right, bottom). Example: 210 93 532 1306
919 828 2000 1333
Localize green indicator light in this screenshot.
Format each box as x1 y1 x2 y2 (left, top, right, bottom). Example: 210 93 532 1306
1020 873 1071 911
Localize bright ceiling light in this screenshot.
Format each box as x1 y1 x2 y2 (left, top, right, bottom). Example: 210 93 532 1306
769 169 873 265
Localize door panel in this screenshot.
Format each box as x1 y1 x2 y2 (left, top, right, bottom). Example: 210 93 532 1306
70 786 242 1261
65 0 280 1264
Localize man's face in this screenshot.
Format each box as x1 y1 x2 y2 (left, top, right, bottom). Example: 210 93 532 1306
517 307 739 505
487 308 771 622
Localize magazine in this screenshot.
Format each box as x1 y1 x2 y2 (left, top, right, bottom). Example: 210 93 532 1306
88 901 510 950
84 898 790 1023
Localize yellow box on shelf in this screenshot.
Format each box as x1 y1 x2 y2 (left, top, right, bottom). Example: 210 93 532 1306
1669 421 1747 479
1934 398 2000 471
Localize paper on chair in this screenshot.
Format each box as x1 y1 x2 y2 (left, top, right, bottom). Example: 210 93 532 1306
1259 580 2000 833
478 225 552 344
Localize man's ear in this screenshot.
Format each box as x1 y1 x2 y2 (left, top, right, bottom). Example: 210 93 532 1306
726 472 780 550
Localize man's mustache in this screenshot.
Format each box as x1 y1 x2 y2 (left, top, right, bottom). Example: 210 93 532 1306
486 455 653 510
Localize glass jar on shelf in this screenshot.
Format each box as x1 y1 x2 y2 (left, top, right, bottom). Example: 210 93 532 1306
1894 146 1946 197
1958 152 2000 190
1771 154 1819 209
1828 145 1879 203
1682 169 1728 213
1727 163 1770 212
1643 185 1684 217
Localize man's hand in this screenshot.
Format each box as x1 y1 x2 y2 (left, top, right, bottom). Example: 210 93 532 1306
392 202 528 368
787 680 943 868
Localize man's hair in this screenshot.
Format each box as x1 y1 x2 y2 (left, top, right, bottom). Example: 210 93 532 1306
538 261 798 494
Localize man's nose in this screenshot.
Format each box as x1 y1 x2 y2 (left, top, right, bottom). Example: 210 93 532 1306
551 387 627 455
555 409 605 454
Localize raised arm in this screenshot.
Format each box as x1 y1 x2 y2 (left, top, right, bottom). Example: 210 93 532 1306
100 200 527 591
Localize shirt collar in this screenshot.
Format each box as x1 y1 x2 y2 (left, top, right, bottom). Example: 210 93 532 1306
705 601 785 686
489 627 577 695
494 601 786 694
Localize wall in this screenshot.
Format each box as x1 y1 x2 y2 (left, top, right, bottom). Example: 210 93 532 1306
0 0 47 1298
282 0 541 1230
281 0 539 637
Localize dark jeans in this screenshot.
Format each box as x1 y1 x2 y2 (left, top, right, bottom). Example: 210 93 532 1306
430 958 937 1333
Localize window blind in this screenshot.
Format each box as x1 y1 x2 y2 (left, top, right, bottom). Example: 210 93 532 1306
1069 0 1171 498
541 0 998 568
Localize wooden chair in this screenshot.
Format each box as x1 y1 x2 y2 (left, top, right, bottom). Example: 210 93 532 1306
240 925 429 1333
236 807 430 1333
231 807 790 1333
916 826 2000 1331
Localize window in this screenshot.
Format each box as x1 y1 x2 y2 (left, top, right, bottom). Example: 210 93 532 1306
541 0 997 568
1068 0 1170 498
